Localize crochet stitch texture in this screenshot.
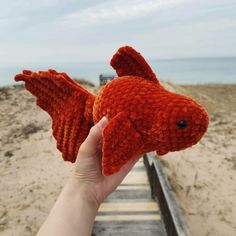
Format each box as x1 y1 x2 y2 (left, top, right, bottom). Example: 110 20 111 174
15 46 209 175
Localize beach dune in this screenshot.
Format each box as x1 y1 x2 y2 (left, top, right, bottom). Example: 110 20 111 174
0 82 236 236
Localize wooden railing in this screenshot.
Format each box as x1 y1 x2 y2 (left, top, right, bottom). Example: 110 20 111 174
99 74 115 86
143 153 190 236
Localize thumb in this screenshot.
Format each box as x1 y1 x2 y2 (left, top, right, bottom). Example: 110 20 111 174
78 116 108 158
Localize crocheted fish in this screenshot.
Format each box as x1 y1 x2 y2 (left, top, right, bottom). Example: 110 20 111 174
15 46 209 175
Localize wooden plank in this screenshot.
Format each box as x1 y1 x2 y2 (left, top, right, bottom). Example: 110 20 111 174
145 153 190 236
116 185 149 190
104 190 152 202
99 202 159 212
92 220 167 236
95 214 161 222
133 162 144 168
121 171 148 185
92 156 167 236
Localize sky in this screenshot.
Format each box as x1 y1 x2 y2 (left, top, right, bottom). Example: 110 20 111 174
0 0 236 66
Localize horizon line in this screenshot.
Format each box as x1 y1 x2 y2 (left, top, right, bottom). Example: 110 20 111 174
1 55 236 67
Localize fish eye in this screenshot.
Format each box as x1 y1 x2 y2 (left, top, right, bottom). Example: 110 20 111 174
177 120 188 129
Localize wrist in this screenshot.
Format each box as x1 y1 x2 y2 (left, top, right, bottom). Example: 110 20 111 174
65 177 100 211
37 178 100 236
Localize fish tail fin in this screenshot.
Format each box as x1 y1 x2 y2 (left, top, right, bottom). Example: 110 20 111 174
110 46 159 84
15 69 95 162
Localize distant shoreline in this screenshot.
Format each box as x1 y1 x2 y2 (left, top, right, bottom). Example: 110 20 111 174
1 57 236 86
1 80 236 89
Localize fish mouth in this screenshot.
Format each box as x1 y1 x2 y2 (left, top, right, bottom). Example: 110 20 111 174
190 124 208 140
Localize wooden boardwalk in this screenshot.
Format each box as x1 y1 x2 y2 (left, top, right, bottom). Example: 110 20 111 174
92 159 167 235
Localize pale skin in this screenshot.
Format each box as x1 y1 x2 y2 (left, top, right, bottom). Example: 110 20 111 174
36 117 141 236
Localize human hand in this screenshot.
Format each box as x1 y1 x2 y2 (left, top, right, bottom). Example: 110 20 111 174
37 117 141 236
71 116 141 206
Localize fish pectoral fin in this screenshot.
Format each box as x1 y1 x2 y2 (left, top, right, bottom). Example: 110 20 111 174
102 112 144 176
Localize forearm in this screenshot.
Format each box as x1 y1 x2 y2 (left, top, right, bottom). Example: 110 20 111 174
36 178 99 236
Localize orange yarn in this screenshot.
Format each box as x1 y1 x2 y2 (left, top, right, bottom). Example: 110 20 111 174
15 46 209 176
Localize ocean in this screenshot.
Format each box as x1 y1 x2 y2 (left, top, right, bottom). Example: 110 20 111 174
0 57 235 87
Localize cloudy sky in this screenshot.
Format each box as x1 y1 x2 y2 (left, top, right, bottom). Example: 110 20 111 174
0 0 235 66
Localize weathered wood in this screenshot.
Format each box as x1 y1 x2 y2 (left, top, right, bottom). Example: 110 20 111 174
95 214 161 221
116 185 149 190
92 220 166 236
92 157 167 235
99 74 115 86
144 153 190 236
99 202 159 212
121 171 149 185
103 189 151 202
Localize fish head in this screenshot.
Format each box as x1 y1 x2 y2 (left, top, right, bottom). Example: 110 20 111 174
154 93 209 155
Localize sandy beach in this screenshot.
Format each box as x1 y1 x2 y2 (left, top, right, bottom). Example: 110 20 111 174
0 82 235 236
160 83 236 236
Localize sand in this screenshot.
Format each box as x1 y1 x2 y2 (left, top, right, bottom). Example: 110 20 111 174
160 83 236 236
0 85 72 235
0 82 236 236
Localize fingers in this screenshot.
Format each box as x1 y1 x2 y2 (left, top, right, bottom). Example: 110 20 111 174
78 117 108 158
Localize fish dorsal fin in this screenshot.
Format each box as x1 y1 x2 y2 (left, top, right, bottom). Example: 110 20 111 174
110 46 159 84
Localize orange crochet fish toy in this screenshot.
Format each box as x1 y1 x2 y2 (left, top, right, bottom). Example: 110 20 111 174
15 46 209 175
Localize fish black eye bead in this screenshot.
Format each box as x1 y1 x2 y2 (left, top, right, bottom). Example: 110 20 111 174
177 120 188 129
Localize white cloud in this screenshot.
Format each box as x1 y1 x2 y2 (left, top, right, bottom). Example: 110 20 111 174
0 0 235 67
132 17 236 59
0 0 65 31
60 0 189 28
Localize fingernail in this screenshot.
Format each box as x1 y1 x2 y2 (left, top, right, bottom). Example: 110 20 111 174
98 116 108 128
